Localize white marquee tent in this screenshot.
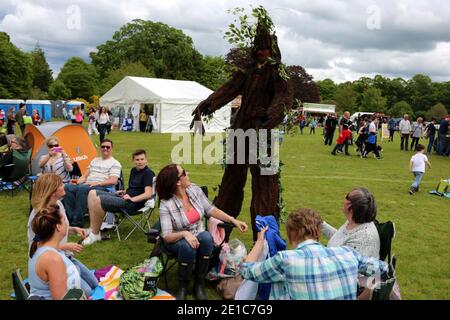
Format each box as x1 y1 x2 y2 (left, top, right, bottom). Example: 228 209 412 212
100 76 231 133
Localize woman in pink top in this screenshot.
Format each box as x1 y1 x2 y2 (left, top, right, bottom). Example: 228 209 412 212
156 164 248 300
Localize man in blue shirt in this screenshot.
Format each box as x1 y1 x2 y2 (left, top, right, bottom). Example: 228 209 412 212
387 117 397 142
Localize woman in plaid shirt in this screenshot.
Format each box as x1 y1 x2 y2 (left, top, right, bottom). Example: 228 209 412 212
156 164 248 300
240 208 388 300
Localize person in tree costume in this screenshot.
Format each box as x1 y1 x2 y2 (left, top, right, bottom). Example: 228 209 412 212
191 23 293 240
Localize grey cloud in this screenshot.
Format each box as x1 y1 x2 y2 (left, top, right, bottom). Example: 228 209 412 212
0 0 449 82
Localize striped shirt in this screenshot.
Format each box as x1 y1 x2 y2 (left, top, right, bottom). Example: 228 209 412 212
40 154 71 183
159 184 214 237
240 240 388 300
86 157 121 184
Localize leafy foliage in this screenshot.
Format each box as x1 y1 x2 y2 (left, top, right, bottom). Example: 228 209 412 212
426 103 448 121
90 19 203 81
388 101 414 118
30 44 53 92
48 80 71 100
360 87 387 113
57 57 98 100
223 6 274 49
0 32 32 98
287 66 320 104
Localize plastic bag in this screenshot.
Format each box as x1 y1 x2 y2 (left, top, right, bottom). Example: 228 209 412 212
235 240 269 300
119 257 163 300
218 239 247 277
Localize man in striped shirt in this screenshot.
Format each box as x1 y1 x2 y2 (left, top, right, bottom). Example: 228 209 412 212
63 139 122 227
240 208 389 300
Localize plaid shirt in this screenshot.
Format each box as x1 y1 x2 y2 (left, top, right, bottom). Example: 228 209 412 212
240 240 388 300
159 184 214 237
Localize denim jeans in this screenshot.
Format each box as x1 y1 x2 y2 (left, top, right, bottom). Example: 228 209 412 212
438 133 447 155
68 256 98 297
98 124 107 143
427 135 435 154
164 231 214 263
401 134 410 150
411 172 424 190
63 184 108 227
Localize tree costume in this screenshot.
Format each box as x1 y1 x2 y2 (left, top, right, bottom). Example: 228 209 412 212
192 24 293 240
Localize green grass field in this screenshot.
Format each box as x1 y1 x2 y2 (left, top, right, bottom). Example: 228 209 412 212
1 128 449 300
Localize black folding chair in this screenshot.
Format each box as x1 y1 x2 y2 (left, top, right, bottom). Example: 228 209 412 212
371 219 397 300
148 186 234 290
11 269 30 300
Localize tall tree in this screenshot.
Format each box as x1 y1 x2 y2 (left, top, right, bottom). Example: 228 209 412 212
197 56 230 90
90 19 204 81
406 74 434 113
0 32 32 98
334 83 357 114
426 103 448 121
57 57 98 100
30 44 53 92
48 80 71 100
286 65 320 104
100 61 154 94
388 101 414 118
353 76 374 107
360 87 387 113
316 79 336 101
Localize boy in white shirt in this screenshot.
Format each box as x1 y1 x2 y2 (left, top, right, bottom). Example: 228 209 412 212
409 144 431 194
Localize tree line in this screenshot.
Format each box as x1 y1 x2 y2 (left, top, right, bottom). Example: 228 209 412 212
1 20 449 120
317 75 450 120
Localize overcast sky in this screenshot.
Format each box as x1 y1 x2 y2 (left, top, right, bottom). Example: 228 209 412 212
1 0 449 83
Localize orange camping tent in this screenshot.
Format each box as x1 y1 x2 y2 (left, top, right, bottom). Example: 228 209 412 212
24 122 97 176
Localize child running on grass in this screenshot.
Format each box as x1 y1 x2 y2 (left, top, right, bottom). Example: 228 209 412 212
331 124 351 156
409 144 431 195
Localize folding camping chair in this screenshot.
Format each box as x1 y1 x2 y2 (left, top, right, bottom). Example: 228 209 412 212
11 269 30 300
147 186 234 290
0 149 34 197
114 176 157 240
371 219 397 300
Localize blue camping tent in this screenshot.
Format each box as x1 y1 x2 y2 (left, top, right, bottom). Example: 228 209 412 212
26 100 52 121
0 99 25 115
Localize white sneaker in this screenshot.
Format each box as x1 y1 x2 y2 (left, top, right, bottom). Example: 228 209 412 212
82 232 102 246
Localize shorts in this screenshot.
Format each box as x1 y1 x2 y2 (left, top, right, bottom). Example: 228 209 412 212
95 190 141 213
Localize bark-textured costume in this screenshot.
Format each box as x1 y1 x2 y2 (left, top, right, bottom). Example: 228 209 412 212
192 24 293 240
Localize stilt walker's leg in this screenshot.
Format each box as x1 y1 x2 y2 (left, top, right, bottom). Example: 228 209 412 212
214 164 248 219
249 164 280 241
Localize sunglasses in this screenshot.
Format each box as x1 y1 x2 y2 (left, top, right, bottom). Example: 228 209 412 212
178 169 187 179
101 145 111 150
48 144 59 148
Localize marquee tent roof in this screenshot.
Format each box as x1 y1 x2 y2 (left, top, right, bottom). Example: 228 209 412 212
100 76 214 105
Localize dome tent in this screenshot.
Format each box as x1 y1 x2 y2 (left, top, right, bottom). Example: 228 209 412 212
100 76 231 133
24 122 97 175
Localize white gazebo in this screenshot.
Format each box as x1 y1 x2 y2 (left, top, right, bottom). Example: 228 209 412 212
100 76 231 133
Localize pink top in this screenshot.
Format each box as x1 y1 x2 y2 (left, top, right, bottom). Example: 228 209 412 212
185 207 201 224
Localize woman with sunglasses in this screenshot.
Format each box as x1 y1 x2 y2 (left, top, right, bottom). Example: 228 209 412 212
156 164 248 300
321 187 381 299
39 136 73 183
